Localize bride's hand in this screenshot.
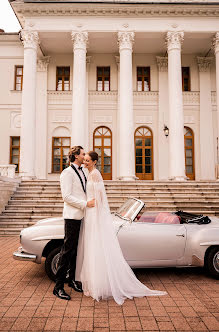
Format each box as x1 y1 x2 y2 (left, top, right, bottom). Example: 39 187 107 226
87 199 95 208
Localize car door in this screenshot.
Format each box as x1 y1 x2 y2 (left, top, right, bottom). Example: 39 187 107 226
117 221 186 266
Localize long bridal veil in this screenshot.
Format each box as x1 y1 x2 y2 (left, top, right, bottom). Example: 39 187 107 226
76 169 166 305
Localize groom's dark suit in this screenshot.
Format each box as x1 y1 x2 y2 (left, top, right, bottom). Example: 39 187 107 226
55 164 87 290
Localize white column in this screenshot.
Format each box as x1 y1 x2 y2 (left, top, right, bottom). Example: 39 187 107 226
86 56 91 151
213 33 219 175
197 57 215 180
71 31 88 148
115 55 120 179
117 31 135 180
156 56 169 180
36 56 50 179
166 31 186 181
20 30 39 179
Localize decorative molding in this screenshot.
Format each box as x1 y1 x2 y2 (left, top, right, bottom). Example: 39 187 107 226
71 31 88 52
115 55 120 66
133 91 158 104
183 92 200 105
156 56 168 72
37 56 50 72
10 112 21 129
94 116 112 123
136 115 152 124
211 91 216 105
212 32 219 54
166 31 184 51
197 56 213 72
86 55 92 64
14 3 219 22
118 31 135 52
21 30 39 50
52 112 71 123
184 115 195 124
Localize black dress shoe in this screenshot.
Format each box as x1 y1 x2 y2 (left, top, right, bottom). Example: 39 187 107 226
68 280 83 292
53 287 71 300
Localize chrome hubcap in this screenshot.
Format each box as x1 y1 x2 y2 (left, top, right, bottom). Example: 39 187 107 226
51 253 60 275
213 251 219 273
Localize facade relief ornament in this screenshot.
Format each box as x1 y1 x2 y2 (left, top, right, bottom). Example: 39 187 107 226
71 31 88 52
166 31 184 51
156 56 168 72
197 56 213 72
10 112 21 129
37 56 50 72
212 32 219 54
117 31 135 52
21 30 39 50
86 55 92 64
115 55 120 67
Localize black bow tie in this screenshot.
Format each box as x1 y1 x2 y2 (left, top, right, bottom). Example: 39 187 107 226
78 166 83 171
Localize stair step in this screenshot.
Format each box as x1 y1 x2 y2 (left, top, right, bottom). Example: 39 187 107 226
1 179 219 236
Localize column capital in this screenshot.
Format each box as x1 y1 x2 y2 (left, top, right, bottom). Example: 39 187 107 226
156 56 168 72
166 31 184 52
37 56 50 72
197 56 213 72
21 30 39 50
117 31 134 52
212 32 219 54
71 31 88 52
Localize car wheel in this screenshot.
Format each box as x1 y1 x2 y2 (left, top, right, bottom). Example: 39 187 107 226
206 247 219 279
45 246 62 281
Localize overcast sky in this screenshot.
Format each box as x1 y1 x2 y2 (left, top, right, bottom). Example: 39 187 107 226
0 0 21 32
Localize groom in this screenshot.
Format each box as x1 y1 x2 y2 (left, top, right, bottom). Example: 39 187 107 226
53 146 95 300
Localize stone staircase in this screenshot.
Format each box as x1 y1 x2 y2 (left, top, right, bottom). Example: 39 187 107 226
0 180 219 235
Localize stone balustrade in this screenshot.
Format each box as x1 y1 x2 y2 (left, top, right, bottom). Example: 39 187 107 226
0 165 17 178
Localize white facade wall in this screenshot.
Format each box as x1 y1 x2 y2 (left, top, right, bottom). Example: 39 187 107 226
1 0 219 181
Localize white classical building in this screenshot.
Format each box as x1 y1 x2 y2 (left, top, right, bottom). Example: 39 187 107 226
1 0 219 181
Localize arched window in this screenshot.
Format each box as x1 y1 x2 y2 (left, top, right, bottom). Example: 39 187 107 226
135 126 153 180
52 137 70 173
184 127 195 180
93 126 112 180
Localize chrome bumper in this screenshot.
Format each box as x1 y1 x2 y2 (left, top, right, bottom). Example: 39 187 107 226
13 247 37 262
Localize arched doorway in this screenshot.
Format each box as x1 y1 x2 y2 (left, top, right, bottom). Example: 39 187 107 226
135 126 153 180
93 126 112 180
184 127 195 180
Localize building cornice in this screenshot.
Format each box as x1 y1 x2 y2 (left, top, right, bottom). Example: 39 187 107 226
11 2 219 23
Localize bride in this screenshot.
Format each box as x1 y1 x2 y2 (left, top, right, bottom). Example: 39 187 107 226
76 151 167 305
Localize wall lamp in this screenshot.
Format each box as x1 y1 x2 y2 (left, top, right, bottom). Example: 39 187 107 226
163 125 169 137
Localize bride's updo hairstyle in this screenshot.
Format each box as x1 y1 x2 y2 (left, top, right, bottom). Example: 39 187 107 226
88 151 98 164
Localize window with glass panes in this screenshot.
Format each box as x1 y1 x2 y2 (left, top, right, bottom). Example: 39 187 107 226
52 137 70 173
137 67 150 92
184 127 195 180
10 136 20 172
182 67 190 91
56 67 70 91
14 66 23 91
93 126 112 180
97 67 110 91
135 127 153 180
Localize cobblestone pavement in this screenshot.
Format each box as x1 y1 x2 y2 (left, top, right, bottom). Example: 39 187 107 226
0 237 219 332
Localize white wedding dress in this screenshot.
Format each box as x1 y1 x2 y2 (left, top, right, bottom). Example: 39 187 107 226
76 169 166 305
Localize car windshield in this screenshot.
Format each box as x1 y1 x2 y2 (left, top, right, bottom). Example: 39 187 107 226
115 198 144 221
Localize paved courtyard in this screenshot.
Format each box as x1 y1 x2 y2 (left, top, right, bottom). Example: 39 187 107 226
0 237 218 332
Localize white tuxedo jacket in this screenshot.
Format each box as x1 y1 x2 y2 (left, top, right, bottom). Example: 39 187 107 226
60 165 87 220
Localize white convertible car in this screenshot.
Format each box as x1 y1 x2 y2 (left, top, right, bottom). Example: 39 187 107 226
13 198 219 280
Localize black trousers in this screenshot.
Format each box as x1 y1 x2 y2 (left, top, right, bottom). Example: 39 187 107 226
55 218 81 289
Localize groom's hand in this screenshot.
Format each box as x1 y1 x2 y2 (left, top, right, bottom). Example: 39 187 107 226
87 199 95 208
